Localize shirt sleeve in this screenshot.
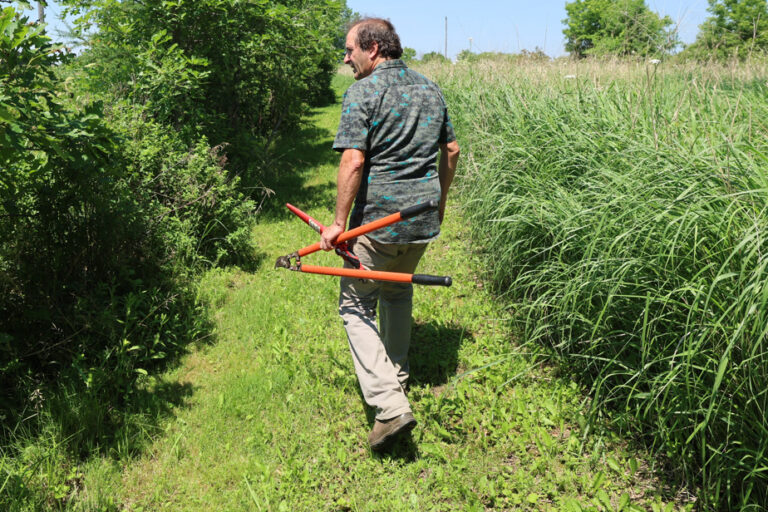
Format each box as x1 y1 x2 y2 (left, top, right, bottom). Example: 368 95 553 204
333 84 370 152
438 108 456 144
437 90 456 144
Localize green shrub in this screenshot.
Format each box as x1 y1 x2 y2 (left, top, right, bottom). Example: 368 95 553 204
420 51 451 64
1 6 255 411
1 0 348 505
65 0 348 170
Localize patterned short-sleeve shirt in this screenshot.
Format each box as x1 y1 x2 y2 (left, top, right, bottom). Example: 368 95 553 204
333 59 456 244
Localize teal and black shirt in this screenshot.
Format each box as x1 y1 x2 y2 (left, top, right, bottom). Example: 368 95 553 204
333 59 456 244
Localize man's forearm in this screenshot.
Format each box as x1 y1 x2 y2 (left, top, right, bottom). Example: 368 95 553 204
320 148 365 250
438 140 460 221
333 149 366 227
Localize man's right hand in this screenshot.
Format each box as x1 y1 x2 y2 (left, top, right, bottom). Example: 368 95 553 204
320 222 345 251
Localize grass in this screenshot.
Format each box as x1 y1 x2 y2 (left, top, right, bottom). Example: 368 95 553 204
4 73 693 511
428 56 768 510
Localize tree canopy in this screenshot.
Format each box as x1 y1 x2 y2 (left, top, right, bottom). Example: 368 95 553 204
685 0 768 59
563 0 677 58
420 51 450 64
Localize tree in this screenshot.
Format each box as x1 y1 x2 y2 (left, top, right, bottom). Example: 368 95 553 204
61 0 348 159
401 46 416 62
421 51 450 64
563 0 677 58
685 0 768 60
456 49 476 62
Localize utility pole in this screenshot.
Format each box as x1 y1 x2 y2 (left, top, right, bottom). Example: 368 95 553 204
469 37 473 53
444 16 448 59
38 1 45 23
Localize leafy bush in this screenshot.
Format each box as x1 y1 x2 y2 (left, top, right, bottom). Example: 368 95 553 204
64 0 348 169
456 50 550 64
1 0 347 506
1 7 255 411
438 59 768 510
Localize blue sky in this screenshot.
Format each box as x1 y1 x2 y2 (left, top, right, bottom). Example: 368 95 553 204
25 0 712 58
347 0 712 58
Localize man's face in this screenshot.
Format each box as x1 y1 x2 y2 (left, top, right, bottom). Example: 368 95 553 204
344 27 376 80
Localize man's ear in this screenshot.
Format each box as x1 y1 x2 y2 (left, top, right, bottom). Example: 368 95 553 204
367 41 380 59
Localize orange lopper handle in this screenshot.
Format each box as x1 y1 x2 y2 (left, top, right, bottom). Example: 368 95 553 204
297 200 438 257
299 265 452 287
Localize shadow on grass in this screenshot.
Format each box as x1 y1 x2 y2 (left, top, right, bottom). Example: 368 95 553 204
357 320 471 462
409 321 471 387
0 285 215 469
256 120 340 222
372 432 419 463
231 251 268 274
48 378 196 460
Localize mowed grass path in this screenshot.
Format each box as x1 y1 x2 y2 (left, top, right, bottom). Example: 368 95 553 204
84 75 690 511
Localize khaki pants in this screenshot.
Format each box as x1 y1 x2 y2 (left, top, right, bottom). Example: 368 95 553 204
338 235 428 421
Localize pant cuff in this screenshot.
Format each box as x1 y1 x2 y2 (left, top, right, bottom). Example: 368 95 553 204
377 404 412 422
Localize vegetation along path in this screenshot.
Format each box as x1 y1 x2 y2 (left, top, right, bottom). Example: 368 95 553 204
80 76 692 511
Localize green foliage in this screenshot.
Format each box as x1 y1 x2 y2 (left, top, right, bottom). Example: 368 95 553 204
457 49 475 62
1 6 127 385
519 47 550 61
64 0 348 168
0 1 346 507
420 51 450 64
439 60 768 510
563 0 677 58
53 94 683 510
401 46 417 62
683 0 768 60
1 5 255 413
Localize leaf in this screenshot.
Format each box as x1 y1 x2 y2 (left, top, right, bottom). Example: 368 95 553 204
0 104 18 123
591 470 605 491
595 489 612 509
419 442 447 462
151 29 169 44
629 457 638 476
606 456 622 474
619 493 630 511
563 498 583 512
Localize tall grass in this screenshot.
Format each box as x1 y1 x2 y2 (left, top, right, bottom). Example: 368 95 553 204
430 57 768 510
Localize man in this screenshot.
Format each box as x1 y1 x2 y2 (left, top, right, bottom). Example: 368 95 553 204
320 18 460 450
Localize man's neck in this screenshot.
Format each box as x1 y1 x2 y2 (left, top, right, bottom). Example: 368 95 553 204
370 56 393 71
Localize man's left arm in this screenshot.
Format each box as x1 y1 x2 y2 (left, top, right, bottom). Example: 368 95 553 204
320 148 366 251
438 140 460 223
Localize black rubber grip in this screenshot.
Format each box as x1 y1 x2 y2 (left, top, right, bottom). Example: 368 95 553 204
400 200 439 220
412 274 452 287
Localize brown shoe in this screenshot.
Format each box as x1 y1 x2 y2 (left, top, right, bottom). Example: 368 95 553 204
368 412 417 450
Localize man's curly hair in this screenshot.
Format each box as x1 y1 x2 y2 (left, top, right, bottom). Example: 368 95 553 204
351 18 403 59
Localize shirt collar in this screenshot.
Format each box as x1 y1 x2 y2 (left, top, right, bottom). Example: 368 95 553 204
373 59 407 73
